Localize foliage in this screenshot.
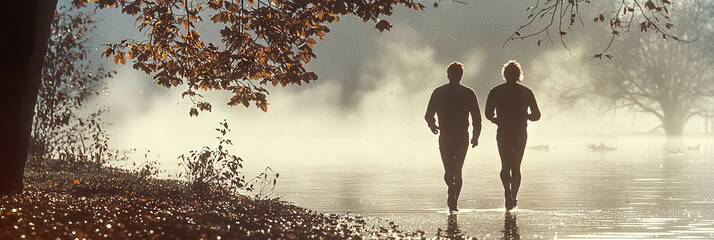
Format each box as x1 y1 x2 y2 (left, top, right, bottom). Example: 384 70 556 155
30 6 118 164
246 167 279 200
132 150 164 179
71 0 425 115
505 0 690 57
178 120 279 197
594 0 714 136
179 120 247 193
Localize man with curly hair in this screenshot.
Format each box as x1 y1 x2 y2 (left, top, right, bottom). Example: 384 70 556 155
485 60 541 211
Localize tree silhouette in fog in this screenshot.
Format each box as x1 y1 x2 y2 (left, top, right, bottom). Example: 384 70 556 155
593 0 713 136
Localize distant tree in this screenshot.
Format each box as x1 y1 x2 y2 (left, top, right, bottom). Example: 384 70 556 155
591 0 713 136
30 6 117 163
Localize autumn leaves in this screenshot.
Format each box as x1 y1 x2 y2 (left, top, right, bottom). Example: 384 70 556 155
95 0 424 115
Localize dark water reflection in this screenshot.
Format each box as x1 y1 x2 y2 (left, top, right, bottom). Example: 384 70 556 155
265 136 714 238
441 214 462 239
503 212 519 240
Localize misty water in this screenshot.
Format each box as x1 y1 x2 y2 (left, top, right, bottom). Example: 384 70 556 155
252 135 714 239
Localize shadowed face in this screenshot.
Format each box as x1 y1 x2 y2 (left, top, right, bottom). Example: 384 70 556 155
503 63 521 83
447 63 464 83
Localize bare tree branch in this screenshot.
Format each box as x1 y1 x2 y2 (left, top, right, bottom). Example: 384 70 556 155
505 0 694 57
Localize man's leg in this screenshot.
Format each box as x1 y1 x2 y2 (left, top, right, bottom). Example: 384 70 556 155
440 150 456 194
510 130 528 204
440 136 457 210
497 131 515 209
451 134 468 208
440 132 468 211
497 132 512 192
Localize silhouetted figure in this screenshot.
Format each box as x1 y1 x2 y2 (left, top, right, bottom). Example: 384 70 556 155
485 60 540 211
425 62 482 213
503 212 520 240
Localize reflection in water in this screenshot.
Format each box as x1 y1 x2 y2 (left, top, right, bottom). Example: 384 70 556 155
503 212 519 240
446 214 460 236
438 214 466 239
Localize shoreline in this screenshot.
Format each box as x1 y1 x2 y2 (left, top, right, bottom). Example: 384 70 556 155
1 159 471 239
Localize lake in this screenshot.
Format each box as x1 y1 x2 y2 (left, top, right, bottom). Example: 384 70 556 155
252 135 714 239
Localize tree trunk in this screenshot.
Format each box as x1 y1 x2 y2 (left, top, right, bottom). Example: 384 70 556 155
0 0 57 195
662 106 687 137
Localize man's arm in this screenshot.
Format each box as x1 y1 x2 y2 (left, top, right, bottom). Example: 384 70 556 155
484 89 497 124
425 90 439 134
527 89 541 121
470 92 482 147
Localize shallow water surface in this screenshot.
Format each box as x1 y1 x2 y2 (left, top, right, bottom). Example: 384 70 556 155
261 136 714 239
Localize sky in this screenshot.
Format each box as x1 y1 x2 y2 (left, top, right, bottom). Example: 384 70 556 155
57 0 711 174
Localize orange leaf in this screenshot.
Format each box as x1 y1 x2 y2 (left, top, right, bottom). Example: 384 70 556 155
102 46 114 57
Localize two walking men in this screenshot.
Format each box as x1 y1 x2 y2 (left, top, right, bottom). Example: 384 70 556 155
425 61 540 213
